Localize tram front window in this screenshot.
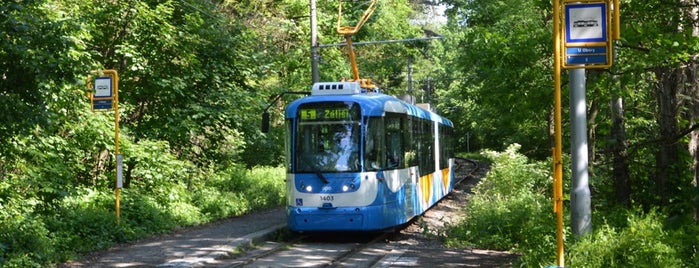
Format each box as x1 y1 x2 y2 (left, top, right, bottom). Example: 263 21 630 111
295 103 360 173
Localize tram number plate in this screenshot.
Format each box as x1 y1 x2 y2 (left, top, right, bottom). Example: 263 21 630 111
320 195 334 201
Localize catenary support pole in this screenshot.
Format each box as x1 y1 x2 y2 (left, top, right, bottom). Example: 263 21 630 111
407 56 413 103
310 0 319 83
569 68 592 236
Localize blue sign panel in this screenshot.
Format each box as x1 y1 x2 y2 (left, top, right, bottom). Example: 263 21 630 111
93 99 113 110
566 46 608 65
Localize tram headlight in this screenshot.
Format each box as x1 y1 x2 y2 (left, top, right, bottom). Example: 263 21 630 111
305 185 313 192
342 183 356 192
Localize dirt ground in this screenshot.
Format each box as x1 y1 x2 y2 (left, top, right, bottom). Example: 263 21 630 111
385 165 520 267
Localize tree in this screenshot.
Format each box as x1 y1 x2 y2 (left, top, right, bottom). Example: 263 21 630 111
620 0 699 211
75 0 264 170
0 0 92 157
441 0 554 156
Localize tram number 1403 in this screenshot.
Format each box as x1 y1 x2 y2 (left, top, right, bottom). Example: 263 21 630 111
320 195 334 201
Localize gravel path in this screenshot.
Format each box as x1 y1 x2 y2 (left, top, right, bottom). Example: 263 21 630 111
60 208 286 267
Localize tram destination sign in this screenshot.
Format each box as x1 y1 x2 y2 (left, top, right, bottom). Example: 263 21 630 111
300 107 350 121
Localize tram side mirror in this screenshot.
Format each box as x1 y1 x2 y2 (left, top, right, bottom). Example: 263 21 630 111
261 111 270 133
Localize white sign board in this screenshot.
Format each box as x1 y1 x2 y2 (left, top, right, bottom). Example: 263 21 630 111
94 77 113 98
116 154 123 188
565 3 607 43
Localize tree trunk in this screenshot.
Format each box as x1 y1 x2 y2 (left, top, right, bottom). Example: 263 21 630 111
683 58 698 222
610 97 631 206
654 67 682 208
689 128 699 221
588 99 598 166
686 0 699 222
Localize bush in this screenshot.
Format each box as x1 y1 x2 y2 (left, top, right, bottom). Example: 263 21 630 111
194 187 249 220
246 166 286 208
0 178 54 267
445 145 697 267
0 214 53 268
445 144 555 265
568 210 684 267
1 145 286 267
475 144 551 198
46 188 122 258
193 165 286 220
446 192 553 250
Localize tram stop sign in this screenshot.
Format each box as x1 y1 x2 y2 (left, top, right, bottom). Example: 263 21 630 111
562 1 612 69
92 76 114 110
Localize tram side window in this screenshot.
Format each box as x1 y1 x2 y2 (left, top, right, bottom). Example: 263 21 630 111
404 117 415 167
385 113 405 169
411 117 422 169
424 120 435 174
414 118 435 176
439 124 450 170
365 117 385 170
285 119 293 172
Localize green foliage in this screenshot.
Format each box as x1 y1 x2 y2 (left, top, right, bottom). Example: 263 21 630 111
1 165 285 266
119 189 181 236
0 0 93 153
446 146 698 267
246 166 287 208
444 144 555 264
568 210 685 267
81 0 260 168
122 139 193 191
194 165 286 219
477 144 551 197
0 210 53 267
46 189 125 257
439 0 554 157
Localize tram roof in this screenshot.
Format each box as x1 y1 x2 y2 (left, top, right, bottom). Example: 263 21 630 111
285 92 453 127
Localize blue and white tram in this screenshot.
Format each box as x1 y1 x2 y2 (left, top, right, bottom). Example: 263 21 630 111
284 81 455 232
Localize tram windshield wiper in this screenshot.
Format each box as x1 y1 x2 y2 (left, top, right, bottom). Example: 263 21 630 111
316 172 330 184
296 155 330 184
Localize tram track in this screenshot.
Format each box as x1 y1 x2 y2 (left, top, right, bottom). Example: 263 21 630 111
454 157 481 182
225 232 308 267
322 232 391 268
223 231 392 267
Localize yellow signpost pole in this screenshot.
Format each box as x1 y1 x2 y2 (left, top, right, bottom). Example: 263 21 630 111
613 0 620 40
551 0 619 265
552 0 565 266
112 70 120 225
87 69 121 224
